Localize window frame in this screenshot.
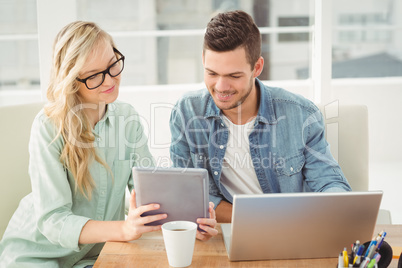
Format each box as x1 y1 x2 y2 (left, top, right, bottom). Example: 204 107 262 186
29 0 402 105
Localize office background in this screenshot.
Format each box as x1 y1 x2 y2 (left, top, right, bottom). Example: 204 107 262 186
0 0 401 223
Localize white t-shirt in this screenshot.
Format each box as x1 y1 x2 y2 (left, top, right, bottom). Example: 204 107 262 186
220 115 263 196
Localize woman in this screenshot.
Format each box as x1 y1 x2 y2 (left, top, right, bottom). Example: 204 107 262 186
0 21 217 267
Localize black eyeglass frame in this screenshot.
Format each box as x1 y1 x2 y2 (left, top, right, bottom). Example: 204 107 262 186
76 48 125 90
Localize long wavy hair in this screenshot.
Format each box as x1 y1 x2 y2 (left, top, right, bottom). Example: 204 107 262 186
44 21 115 199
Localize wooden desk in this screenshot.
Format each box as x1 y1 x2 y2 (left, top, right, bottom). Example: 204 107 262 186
94 224 402 268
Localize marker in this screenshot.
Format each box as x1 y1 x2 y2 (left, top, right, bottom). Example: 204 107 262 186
343 247 349 267
353 244 365 265
338 252 344 268
373 253 381 263
366 258 376 268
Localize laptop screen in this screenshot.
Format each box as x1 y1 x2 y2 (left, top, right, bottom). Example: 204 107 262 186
222 191 383 261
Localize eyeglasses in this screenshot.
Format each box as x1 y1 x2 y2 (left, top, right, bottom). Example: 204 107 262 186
76 48 125 90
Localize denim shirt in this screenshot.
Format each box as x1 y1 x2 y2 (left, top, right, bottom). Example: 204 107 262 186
169 79 351 208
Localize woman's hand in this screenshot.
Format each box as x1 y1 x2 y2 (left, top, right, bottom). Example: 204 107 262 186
196 202 218 241
123 190 167 241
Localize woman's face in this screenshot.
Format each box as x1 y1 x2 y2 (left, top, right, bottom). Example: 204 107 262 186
77 41 121 106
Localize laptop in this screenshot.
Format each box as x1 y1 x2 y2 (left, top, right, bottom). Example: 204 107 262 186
221 191 383 261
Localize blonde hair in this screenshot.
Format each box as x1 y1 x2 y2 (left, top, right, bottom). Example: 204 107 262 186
44 21 115 199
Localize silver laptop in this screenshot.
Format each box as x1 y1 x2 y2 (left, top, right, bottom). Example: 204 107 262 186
221 191 383 261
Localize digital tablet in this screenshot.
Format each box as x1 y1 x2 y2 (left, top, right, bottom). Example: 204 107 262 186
132 167 209 226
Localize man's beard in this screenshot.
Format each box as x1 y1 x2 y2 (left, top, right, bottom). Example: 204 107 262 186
218 76 254 111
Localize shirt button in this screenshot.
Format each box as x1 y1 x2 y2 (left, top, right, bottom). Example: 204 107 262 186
97 138 101 141
199 155 203 159
290 167 294 172
221 123 224 127
219 145 224 149
214 171 218 176
101 191 105 196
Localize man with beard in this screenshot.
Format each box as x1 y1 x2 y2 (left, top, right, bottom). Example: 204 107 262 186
169 10 351 223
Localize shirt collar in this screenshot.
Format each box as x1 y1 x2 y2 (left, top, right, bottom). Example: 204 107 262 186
255 78 277 125
97 102 116 128
204 94 221 119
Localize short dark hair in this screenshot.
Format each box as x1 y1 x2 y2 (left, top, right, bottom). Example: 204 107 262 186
203 10 261 69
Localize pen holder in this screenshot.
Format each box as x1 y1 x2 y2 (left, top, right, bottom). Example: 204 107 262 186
361 240 392 268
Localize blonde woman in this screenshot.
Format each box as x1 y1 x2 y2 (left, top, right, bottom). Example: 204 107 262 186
0 21 217 267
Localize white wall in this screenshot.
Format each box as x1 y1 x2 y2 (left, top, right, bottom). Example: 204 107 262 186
331 78 402 164
331 79 402 224
0 90 43 106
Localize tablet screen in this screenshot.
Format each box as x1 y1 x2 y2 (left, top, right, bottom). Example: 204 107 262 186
133 167 209 226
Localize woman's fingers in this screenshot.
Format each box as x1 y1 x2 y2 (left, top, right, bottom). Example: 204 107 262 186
127 200 167 226
209 202 216 220
130 203 160 218
138 213 167 225
129 190 137 211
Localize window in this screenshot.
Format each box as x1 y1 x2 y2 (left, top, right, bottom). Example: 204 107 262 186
278 17 310 42
6 0 402 91
0 0 39 91
332 0 402 78
75 0 312 84
338 13 391 43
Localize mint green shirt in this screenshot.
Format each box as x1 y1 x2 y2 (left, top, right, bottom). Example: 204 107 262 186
0 101 154 267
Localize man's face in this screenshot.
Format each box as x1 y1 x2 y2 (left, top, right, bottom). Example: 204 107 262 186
202 47 262 113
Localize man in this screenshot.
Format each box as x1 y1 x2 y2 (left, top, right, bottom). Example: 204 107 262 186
169 10 351 223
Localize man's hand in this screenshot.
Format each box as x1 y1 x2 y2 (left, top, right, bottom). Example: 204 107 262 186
196 202 218 241
215 200 233 223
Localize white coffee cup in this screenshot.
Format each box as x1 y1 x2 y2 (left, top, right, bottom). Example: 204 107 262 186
162 221 197 267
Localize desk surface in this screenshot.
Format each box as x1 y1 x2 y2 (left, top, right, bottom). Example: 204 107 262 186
94 224 402 268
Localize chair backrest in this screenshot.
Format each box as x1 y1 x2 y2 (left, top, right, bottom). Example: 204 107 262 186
0 102 44 238
318 104 369 191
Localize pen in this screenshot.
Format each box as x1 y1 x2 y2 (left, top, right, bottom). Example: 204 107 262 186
373 253 381 264
349 242 356 264
343 247 349 267
367 241 377 259
353 240 360 253
350 250 355 265
364 239 377 258
366 258 376 268
359 257 370 268
376 231 387 250
353 244 365 265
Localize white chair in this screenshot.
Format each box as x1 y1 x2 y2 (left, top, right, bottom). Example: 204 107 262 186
319 103 392 224
0 102 44 238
